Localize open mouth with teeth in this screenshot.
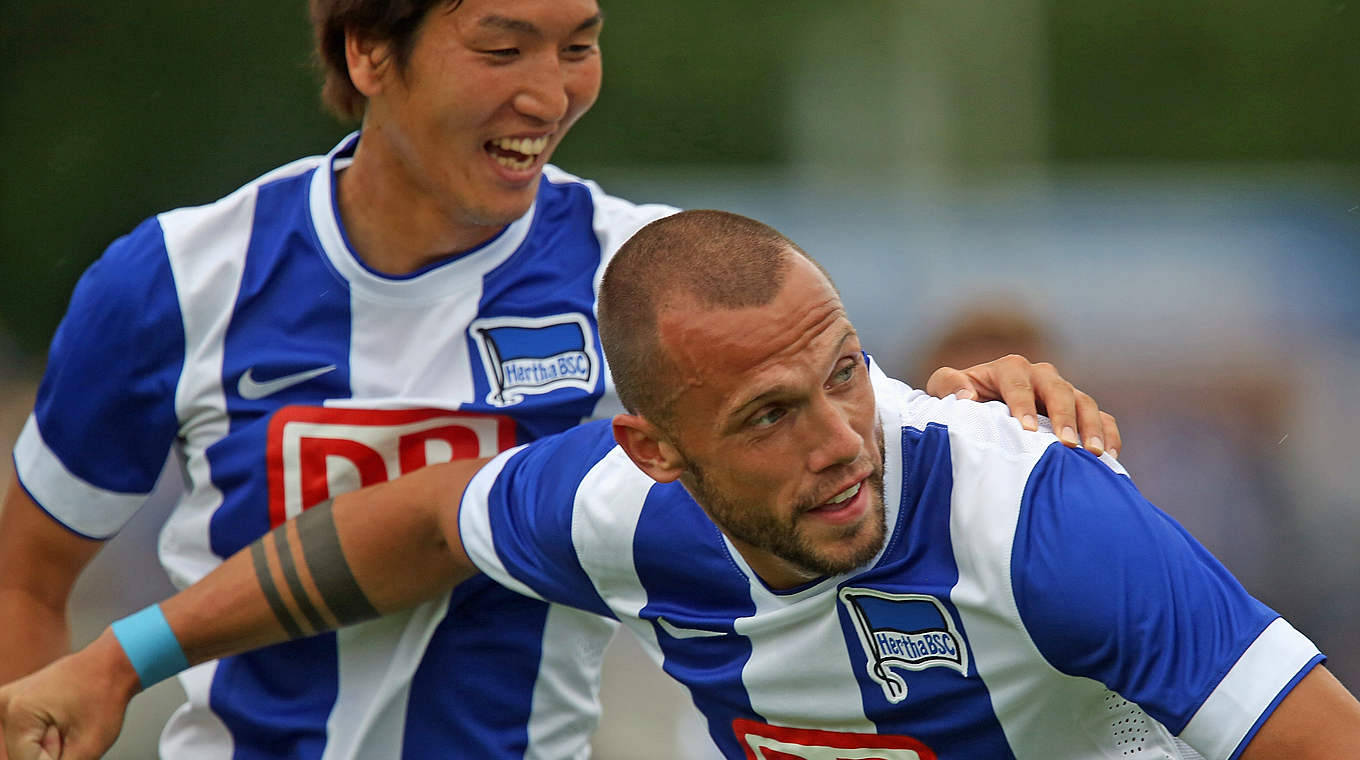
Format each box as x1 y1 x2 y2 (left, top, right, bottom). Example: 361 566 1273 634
801 479 868 525
823 481 861 507
803 481 864 518
487 136 549 171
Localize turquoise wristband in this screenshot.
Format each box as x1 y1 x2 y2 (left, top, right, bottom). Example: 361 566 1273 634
110 603 190 689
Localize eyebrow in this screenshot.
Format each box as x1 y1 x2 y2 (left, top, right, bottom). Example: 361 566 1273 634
723 328 858 427
478 12 604 37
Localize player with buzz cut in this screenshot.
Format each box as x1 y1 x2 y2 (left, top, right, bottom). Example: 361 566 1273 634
3 210 1357 760
0 2 1123 760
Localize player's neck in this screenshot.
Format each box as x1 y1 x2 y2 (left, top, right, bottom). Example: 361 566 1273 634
726 535 826 591
335 147 504 277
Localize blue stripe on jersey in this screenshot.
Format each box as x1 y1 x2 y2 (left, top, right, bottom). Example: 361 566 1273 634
209 636 338 760
474 179 606 438
633 484 759 758
33 216 184 497
1012 443 1280 734
209 172 354 760
485 421 616 617
408 177 617 758
211 172 354 558
845 423 1015 757
402 575 549 757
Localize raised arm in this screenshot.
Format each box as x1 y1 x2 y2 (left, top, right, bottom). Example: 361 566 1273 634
0 458 487 760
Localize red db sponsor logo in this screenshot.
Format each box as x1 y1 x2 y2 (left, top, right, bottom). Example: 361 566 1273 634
732 718 936 760
266 406 516 526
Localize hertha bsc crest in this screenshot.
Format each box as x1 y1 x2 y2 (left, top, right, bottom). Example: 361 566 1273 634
470 314 601 407
839 588 970 703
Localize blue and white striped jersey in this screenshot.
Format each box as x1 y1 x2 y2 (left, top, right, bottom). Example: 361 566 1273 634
14 132 676 760
459 360 1322 760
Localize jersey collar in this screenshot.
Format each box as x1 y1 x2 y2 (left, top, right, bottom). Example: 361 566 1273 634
308 131 535 305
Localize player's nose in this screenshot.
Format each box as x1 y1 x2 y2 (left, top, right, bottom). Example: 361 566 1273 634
806 396 863 473
514 55 570 123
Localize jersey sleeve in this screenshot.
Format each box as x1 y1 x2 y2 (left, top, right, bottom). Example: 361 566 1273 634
1011 445 1322 758
14 216 186 538
458 421 618 619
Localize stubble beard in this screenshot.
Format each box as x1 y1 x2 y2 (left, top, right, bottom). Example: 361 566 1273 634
685 427 888 580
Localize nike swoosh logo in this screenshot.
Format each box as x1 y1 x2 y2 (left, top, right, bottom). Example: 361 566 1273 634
237 365 337 400
655 617 728 639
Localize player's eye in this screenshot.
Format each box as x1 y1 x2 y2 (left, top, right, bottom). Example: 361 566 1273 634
482 48 520 58
750 407 786 428
828 360 857 387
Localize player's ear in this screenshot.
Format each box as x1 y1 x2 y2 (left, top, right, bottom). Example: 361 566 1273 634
345 30 396 97
612 414 685 483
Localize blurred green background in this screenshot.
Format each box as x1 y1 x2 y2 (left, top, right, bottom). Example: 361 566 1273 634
3 0 1357 357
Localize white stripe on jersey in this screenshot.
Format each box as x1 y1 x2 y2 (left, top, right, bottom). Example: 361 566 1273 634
525 605 616 760
159 170 271 592
160 662 233 760
736 582 876 733
156 160 288 760
461 448 543 601
570 446 656 621
320 600 451 760
1181 618 1319 756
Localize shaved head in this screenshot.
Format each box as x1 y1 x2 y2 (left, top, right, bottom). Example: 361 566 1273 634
598 210 834 426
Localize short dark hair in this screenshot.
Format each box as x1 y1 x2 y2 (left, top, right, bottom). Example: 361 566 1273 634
598 210 831 426
309 0 464 121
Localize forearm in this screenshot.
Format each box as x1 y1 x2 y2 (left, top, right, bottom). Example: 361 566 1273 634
0 478 101 683
0 593 71 684
158 459 483 668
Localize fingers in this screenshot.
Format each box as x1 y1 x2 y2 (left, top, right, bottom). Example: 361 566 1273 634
1026 362 1082 444
2 714 57 760
931 354 1121 458
1099 411 1121 460
1037 375 1120 458
36 724 60 760
989 355 1043 433
923 366 977 401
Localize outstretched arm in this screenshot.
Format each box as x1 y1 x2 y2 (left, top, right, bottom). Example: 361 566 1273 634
0 458 486 760
926 354 1121 457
